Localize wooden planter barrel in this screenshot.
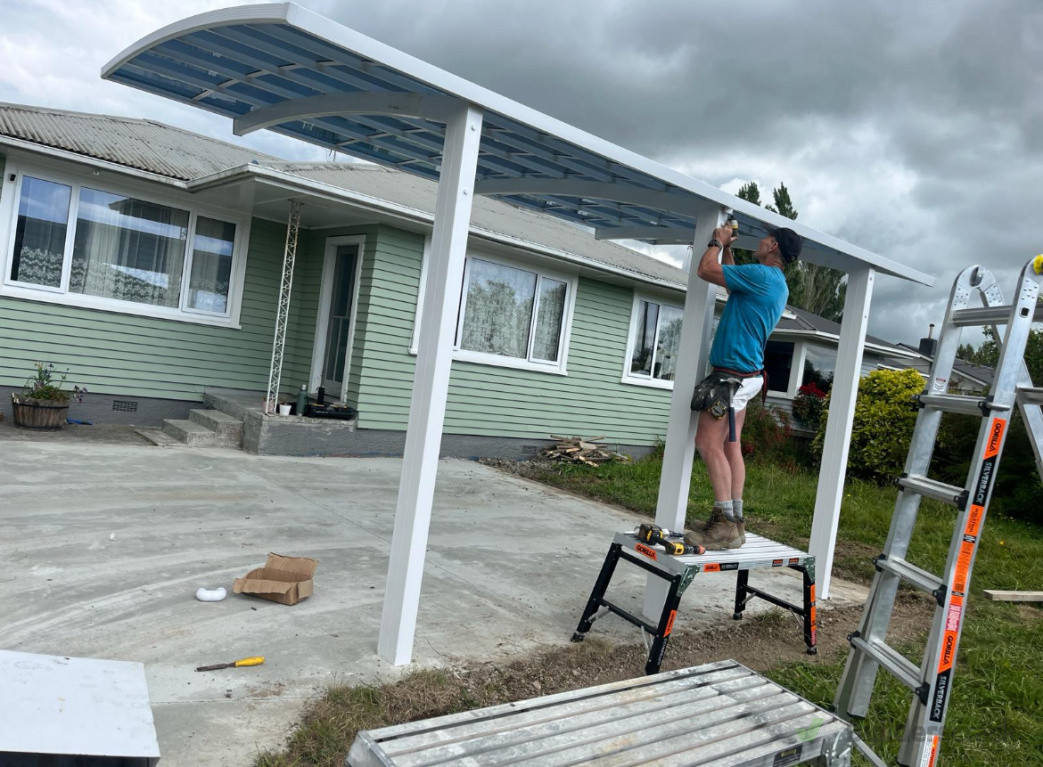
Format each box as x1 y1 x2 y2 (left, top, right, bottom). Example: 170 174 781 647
11 396 69 430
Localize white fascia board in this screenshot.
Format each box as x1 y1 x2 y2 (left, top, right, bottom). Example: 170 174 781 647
771 327 916 359
102 2 934 288
189 163 693 293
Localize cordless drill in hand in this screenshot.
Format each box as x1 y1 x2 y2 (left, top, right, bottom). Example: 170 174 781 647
636 523 705 556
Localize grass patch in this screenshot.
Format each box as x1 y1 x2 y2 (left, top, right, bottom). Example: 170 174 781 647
519 451 1043 593
257 452 1043 766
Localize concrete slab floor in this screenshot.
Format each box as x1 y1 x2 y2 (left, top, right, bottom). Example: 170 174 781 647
0 440 868 766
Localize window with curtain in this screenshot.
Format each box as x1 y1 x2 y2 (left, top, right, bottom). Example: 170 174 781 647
4 171 241 322
188 217 237 313
11 176 71 288
457 258 570 366
70 187 189 307
626 298 684 383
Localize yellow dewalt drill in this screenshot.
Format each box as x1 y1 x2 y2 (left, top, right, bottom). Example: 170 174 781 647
636 523 705 555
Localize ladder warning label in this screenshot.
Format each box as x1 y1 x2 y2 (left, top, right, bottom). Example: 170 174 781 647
919 735 940 767
964 504 985 539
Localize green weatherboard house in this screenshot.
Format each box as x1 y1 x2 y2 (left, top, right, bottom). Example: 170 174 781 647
0 103 916 455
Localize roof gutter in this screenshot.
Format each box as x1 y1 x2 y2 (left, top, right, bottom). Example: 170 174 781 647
772 327 920 359
0 135 190 188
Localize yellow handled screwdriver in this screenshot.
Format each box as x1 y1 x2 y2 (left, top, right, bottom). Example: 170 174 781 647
195 656 265 672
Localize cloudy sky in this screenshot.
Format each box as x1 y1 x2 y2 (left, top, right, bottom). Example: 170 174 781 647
1 0 1041 345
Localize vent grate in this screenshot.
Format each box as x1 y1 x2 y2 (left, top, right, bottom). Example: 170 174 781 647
112 400 138 413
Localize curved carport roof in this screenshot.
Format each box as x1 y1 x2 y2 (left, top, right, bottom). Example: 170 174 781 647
104 2 933 666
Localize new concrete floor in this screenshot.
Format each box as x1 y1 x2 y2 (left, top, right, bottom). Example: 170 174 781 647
0 437 867 766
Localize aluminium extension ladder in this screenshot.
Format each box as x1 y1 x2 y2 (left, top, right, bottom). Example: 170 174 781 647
834 256 1043 767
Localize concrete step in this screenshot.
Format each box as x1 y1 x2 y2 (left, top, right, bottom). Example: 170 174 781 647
135 428 182 448
189 409 243 447
161 419 216 447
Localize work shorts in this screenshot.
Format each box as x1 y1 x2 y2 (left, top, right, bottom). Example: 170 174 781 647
731 376 764 413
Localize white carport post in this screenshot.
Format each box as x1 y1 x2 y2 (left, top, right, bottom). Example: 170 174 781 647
644 208 725 617
808 266 875 598
378 104 483 666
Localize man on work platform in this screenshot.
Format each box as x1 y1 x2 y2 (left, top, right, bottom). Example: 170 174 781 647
685 225 802 551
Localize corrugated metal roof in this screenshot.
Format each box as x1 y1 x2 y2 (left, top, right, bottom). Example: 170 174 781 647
263 161 689 287
778 305 901 351
0 101 282 180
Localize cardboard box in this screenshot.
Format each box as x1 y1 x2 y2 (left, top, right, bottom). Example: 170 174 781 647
233 553 319 605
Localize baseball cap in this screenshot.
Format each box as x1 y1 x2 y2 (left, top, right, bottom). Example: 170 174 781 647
768 227 803 264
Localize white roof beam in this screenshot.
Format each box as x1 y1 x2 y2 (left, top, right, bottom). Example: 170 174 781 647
475 178 712 220
594 226 694 244
234 92 462 135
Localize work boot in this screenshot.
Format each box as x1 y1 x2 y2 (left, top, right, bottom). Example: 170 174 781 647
688 506 727 533
684 517 743 551
735 517 746 545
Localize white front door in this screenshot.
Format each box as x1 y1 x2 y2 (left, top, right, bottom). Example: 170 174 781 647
311 236 364 400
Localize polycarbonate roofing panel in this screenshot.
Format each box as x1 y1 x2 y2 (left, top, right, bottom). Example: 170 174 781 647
102 2 931 285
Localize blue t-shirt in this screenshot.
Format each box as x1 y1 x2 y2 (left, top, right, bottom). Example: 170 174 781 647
709 264 789 373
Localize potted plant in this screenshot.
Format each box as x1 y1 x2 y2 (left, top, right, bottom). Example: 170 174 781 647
11 362 87 430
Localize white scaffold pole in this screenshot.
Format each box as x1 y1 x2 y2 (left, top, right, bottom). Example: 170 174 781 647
265 199 304 415
644 207 726 617
808 265 875 599
378 103 483 666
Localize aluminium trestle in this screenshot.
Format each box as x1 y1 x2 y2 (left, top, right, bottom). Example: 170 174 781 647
348 661 853 766
573 531 817 675
835 257 1043 766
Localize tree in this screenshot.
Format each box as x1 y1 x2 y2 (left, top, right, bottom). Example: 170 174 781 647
957 318 1043 383
731 182 762 266
766 182 797 219
731 181 847 321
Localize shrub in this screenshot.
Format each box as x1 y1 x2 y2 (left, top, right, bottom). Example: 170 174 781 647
791 382 827 428
740 398 798 465
814 368 923 483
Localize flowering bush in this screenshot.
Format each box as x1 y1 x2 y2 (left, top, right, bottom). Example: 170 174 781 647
19 362 88 404
791 381 827 427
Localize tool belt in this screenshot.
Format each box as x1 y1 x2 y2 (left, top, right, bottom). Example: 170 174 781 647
691 368 765 419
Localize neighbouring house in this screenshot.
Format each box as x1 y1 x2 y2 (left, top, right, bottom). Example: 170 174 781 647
884 339 994 395
0 102 920 455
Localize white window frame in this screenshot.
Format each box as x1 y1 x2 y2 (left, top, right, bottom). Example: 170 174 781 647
410 239 577 375
0 157 251 328
621 292 686 390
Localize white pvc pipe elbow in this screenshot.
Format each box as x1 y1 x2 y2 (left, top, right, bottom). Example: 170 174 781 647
195 586 227 602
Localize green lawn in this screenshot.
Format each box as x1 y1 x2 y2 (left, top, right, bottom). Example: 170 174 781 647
523 451 1043 765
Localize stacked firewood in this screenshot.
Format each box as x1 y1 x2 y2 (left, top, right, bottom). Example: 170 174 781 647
540 436 630 466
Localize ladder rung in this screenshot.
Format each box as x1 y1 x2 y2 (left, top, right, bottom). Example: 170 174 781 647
1019 387 1043 405
850 635 928 703
916 393 999 416
950 303 1043 326
898 474 969 509
875 555 946 605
